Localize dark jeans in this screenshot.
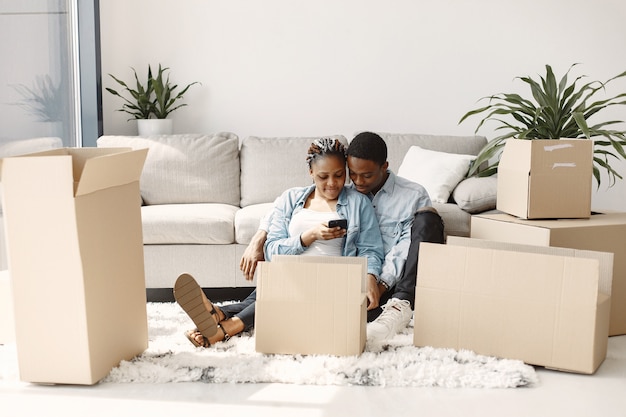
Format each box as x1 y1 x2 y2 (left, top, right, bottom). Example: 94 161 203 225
367 209 445 322
220 289 257 331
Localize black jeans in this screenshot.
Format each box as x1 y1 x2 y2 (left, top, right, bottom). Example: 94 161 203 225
367 209 445 322
220 289 257 331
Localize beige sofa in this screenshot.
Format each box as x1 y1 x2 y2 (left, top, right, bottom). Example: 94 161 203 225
96 132 496 299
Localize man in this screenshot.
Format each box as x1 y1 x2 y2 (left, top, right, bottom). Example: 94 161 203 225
240 131 445 344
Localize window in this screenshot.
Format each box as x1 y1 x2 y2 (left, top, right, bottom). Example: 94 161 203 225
0 0 101 153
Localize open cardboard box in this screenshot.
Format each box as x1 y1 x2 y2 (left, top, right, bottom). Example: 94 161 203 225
414 237 613 374
496 139 593 219
255 255 367 356
471 212 626 336
1 147 149 384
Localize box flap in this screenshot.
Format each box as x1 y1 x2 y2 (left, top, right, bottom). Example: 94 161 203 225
1 147 147 197
272 255 367 293
257 259 364 303
73 148 148 196
0 148 67 182
447 236 613 296
496 139 532 217
1 151 75 199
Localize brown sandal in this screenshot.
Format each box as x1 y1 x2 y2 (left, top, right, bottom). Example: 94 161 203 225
174 273 220 340
184 323 231 348
185 329 211 348
217 323 231 342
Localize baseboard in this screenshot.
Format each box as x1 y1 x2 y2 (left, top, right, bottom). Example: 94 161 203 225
146 287 256 303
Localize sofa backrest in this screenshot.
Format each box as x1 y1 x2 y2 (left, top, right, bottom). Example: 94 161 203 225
375 132 488 173
97 133 240 205
0 137 64 157
239 135 348 207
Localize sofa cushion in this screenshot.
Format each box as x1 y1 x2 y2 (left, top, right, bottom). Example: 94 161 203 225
452 176 498 213
97 133 240 205
398 146 476 203
373 132 487 173
239 135 348 207
141 203 238 244
235 203 274 244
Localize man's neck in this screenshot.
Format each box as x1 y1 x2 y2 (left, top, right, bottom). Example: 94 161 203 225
371 171 390 195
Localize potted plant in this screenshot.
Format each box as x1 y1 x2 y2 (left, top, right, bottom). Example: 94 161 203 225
106 64 199 135
459 64 626 188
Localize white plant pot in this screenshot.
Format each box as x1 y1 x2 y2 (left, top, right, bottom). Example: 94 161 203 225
137 119 173 136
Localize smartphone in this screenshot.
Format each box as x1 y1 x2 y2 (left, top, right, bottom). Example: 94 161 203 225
328 218 348 230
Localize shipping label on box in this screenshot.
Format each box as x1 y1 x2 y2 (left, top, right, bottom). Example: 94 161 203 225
414 238 613 374
496 139 593 219
255 255 367 356
1 147 149 384
471 212 626 336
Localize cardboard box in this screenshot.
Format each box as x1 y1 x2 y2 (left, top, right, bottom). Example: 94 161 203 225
0 270 14 344
414 238 613 374
471 212 626 336
255 255 367 356
496 139 593 219
1 147 149 384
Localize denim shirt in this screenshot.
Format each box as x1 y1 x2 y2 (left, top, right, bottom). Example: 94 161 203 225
264 184 384 278
348 171 431 288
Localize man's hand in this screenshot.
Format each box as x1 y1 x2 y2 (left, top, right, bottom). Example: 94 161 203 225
239 230 267 281
366 273 384 310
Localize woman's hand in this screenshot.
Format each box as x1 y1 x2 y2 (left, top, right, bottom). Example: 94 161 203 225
300 223 347 247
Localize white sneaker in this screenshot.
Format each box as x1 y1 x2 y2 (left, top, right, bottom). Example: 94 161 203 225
367 298 413 345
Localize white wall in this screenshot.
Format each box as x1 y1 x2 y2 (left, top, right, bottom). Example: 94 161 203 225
99 0 626 211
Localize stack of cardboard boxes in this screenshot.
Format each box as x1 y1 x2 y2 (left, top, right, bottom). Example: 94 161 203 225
414 139 622 374
248 139 619 374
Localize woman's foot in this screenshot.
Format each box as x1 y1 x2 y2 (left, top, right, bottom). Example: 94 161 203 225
184 317 245 348
173 273 225 339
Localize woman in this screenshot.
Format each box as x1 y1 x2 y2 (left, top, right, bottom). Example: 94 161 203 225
174 137 383 347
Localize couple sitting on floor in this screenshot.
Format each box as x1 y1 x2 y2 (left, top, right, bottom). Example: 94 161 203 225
173 131 445 348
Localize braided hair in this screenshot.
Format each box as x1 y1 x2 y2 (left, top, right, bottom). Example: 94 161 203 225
306 137 347 168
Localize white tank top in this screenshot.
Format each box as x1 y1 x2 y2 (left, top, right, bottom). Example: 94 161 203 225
289 209 343 256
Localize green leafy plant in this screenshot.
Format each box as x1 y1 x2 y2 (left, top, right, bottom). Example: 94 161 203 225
150 64 199 119
106 64 199 120
459 64 626 188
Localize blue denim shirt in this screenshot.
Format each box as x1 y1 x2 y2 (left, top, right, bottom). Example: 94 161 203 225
348 171 431 288
264 184 384 278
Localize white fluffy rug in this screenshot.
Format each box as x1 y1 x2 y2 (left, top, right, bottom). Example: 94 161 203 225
101 302 537 388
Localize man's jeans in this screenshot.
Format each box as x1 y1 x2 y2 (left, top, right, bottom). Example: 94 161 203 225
367 209 445 322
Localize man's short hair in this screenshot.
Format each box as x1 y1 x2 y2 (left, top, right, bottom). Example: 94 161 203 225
347 131 388 166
